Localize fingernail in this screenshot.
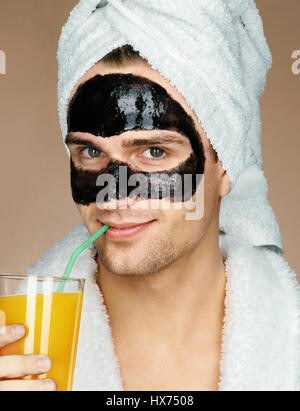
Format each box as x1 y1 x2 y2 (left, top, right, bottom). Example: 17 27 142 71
43 379 57 391
38 356 52 372
11 324 25 337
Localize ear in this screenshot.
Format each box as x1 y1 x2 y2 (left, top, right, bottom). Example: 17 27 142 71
219 170 231 198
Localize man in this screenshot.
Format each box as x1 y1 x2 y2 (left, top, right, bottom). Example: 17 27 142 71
0 0 299 391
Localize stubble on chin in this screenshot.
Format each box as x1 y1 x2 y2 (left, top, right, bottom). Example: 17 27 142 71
94 235 193 277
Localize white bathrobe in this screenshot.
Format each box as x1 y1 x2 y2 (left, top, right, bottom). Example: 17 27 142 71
26 224 300 391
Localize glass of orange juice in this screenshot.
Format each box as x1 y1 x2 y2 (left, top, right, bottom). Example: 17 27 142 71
0 274 85 391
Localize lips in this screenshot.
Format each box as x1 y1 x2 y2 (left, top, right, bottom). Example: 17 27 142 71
97 219 156 240
99 221 153 229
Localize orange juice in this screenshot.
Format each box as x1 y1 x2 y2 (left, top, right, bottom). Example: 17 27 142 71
0 292 83 391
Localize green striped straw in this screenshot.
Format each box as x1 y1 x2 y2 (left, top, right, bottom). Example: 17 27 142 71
57 225 110 293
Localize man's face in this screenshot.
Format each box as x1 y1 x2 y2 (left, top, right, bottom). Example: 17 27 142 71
66 61 229 276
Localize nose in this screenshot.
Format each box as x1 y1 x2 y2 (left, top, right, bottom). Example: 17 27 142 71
96 193 142 211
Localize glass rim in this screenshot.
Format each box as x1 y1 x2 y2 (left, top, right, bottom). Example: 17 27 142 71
0 273 86 283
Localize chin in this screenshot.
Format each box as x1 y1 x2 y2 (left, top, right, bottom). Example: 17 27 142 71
102 259 149 276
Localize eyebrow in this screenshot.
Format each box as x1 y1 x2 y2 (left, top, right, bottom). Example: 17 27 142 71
65 132 188 149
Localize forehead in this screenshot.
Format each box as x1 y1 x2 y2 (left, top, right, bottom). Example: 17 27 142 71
69 62 194 118
68 62 211 153
68 73 206 162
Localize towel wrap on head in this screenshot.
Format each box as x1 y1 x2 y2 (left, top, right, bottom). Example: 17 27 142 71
57 0 283 253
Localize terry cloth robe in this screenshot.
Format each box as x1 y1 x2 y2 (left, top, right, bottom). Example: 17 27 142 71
26 224 300 391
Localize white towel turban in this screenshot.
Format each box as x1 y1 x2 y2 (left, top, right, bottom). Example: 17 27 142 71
57 0 283 253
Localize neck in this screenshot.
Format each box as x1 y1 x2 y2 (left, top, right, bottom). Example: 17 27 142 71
96 218 226 348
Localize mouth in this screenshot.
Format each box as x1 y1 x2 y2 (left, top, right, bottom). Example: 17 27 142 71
96 219 157 240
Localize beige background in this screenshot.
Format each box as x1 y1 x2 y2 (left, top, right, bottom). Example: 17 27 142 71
0 0 299 279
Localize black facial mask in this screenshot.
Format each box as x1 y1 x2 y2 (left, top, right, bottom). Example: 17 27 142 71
67 73 205 206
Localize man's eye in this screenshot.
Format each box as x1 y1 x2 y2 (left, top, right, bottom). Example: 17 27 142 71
82 147 102 158
143 147 166 160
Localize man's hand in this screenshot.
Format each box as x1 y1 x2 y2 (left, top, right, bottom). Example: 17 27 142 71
0 325 56 391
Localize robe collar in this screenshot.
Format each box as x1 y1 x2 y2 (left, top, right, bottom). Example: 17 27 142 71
26 224 300 391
